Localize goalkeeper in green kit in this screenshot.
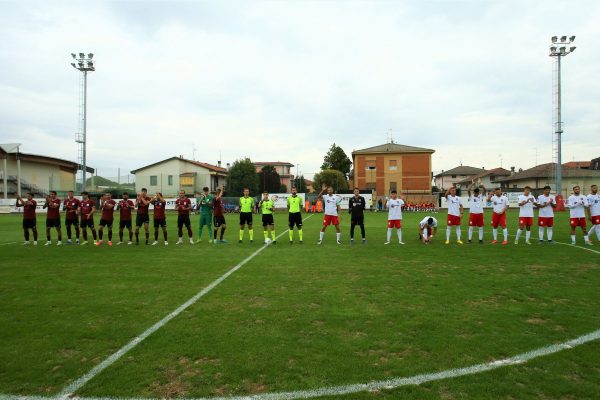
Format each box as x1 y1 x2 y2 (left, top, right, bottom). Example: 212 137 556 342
197 187 214 243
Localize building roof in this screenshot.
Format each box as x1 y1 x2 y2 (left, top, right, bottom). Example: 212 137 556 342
435 165 486 177
0 146 94 173
352 143 435 155
495 163 600 183
456 167 511 184
254 161 294 166
562 161 591 169
130 156 228 174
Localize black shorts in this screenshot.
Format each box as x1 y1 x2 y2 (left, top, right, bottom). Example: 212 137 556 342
136 214 150 227
239 212 253 225
46 218 61 228
23 218 36 229
119 220 132 229
262 214 274 227
177 214 191 228
99 219 114 228
213 215 226 227
288 212 303 228
154 218 167 228
80 218 95 229
351 215 364 225
66 218 78 227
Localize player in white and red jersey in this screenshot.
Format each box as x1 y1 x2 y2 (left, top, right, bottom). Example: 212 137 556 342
467 182 485 244
535 185 556 244
444 186 463 244
487 187 509 244
587 184 600 243
419 216 438 244
318 185 342 245
514 186 536 245
385 190 405 245
566 185 591 245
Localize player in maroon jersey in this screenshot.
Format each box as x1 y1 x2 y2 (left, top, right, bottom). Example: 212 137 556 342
43 190 62 245
151 192 168 245
213 185 227 243
117 192 135 245
63 190 81 244
79 191 98 245
135 188 151 245
97 192 116 246
16 192 38 245
175 190 194 244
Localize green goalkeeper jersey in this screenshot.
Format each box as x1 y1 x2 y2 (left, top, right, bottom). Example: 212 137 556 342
199 194 213 215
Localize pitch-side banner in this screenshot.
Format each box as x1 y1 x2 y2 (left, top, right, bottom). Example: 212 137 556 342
440 194 519 209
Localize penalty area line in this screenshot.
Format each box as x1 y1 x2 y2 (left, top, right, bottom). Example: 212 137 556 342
57 215 314 398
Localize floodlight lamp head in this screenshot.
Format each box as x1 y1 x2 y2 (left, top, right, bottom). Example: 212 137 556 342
71 53 76 59
551 36 558 43
550 46 557 53
79 52 85 58
560 35 567 42
87 61 93 67
71 62 76 68
569 35 576 42
559 47 566 55
78 61 84 67
88 53 94 59
570 46 576 52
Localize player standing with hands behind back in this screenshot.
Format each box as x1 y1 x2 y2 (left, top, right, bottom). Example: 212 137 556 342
348 187 366 244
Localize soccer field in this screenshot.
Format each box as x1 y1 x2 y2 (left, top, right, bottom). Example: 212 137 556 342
1 210 599 399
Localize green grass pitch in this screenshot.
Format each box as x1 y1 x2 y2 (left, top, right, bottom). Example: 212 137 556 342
0 210 599 399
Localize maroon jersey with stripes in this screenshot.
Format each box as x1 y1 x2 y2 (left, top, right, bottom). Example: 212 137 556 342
101 199 116 220
46 198 61 219
119 199 134 221
22 199 37 219
213 197 224 217
152 199 166 219
175 198 191 215
80 199 95 219
136 196 151 215
64 197 80 220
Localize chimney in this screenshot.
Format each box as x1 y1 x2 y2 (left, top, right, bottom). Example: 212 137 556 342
510 166 515 175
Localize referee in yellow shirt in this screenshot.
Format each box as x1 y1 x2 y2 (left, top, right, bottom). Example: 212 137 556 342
287 187 303 244
239 188 255 243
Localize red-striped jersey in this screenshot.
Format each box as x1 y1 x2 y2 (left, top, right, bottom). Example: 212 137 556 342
152 199 166 219
80 199 95 218
46 198 61 219
136 196 151 215
175 198 191 215
64 197 80 220
22 199 37 219
118 199 135 221
101 199 116 220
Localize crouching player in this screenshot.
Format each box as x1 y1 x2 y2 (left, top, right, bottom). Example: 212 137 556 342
419 216 438 244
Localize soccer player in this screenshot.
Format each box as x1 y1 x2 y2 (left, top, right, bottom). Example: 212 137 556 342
566 185 592 245
385 190 404 245
117 192 135 245
175 190 194 244
445 186 464 244
318 185 342 245
151 192 168 245
587 184 600 243
16 192 38 245
213 185 227 243
536 185 556 244
97 192 116 246
467 182 485 244
239 188 255 243
419 216 438 244
287 187 303 244
197 186 213 243
487 187 509 244
259 191 276 244
79 191 97 245
514 186 536 245
63 190 80 244
135 188 151 245
348 187 366 244
43 191 62 245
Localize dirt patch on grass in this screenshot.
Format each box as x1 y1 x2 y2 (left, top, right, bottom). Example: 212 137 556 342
526 317 547 324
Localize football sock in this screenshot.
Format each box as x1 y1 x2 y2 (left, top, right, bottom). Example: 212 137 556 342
239 230 243 240
108 230 112 241
397 229 402 242
271 231 276 240
249 229 254 240
319 231 324 241
336 232 341 242
99 229 103 240
548 227 553 241
503 229 508 241
298 229 303 240
360 224 365 239
155 230 158 240
539 227 544 241
387 228 392 242
220 227 226 240
468 226 473 240
571 234 576 243
478 227 483 240
515 229 522 241
264 231 268 240
289 230 293 241
350 224 355 239
584 234 589 242
455 226 461 240
525 230 531 241
446 227 451 241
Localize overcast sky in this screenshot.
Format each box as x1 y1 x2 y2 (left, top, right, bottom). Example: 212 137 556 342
1 0 599 180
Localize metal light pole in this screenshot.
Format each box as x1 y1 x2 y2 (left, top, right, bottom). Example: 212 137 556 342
70 52 95 190
549 36 575 196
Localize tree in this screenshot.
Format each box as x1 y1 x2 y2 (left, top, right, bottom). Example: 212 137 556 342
294 174 308 193
313 169 348 192
228 158 259 196
258 165 282 193
321 143 352 177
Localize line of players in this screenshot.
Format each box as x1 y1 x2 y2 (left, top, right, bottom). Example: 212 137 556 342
15 183 600 246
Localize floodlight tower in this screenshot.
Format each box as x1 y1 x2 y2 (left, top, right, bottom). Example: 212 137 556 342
549 36 575 196
70 52 95 189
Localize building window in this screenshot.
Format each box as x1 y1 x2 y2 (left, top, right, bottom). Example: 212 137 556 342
389 181 397 192
180 176 193 186
168 175 173 186
451 175 457 178
389 160 397 171
366 160 376 170
150 176 157 186
366 183 376 190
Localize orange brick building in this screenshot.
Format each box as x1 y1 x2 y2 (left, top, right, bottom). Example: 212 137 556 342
352 143 435 195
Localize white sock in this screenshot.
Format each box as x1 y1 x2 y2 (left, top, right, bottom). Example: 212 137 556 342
526 230 530 241
336 232 341 241
468 226 473 240
571 234 576 243
478 227 483 241
584 234 589 242
493 228 498 241
516 229 522 241
596 226 600 240
387 228 392 242
503 229 508 241
539 227 544 241
446 226 451 241
422 228 428 240
397 229 402 242
548 227 553 241
589 225 596 237
456 226 461 240
319 231 324 241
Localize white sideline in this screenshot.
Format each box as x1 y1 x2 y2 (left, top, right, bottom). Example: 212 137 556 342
0 241 17 246
57 215 314 398
0 328 598 400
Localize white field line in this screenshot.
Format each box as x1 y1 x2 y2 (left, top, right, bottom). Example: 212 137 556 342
0 241 17 246
0 328 598 400
56 215 314 398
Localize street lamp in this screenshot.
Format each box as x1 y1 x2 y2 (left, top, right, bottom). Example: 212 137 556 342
70 52 95 189
549 36 575 197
